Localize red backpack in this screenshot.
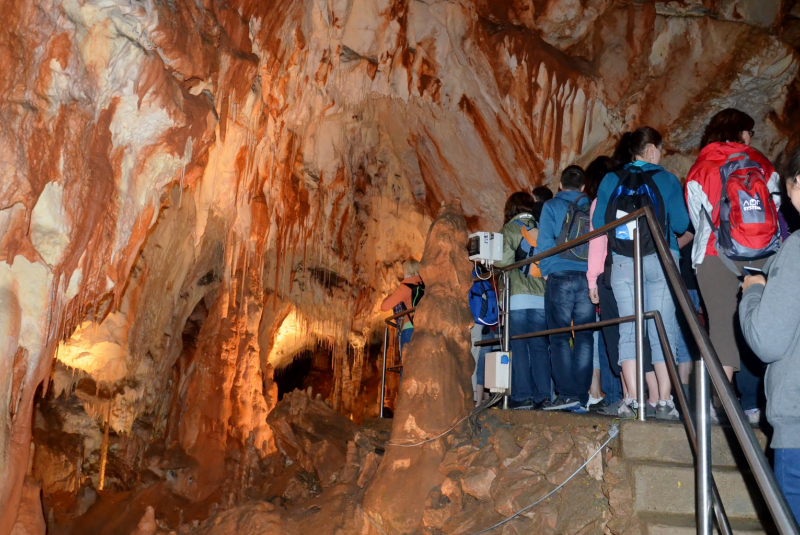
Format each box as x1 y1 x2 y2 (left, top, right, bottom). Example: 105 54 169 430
704 153 779 265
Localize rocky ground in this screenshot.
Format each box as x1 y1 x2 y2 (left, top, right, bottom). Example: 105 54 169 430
30 389 640 535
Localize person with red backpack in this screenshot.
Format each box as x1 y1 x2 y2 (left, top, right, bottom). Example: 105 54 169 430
685 108 781 424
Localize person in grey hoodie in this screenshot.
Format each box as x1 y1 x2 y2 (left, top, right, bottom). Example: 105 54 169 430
740 148 800 522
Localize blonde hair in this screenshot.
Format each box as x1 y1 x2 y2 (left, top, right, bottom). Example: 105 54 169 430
403 258 420 278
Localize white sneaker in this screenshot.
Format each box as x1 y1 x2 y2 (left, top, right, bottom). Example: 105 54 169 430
745 408 761 426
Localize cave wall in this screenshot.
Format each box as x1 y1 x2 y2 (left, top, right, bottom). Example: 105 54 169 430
1 0 800 531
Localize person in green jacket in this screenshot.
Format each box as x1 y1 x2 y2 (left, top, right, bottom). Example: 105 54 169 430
496 192 551 409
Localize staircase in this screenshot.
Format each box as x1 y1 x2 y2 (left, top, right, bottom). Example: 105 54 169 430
620 420 775 534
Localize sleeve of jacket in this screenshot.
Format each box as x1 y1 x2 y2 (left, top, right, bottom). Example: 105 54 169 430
739 241 800 363
495 223 516 269
535 202 557 277
685 166 714 268
663 171 690 236
587 200 607 290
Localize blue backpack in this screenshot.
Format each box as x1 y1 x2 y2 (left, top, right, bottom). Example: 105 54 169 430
469 269 499 326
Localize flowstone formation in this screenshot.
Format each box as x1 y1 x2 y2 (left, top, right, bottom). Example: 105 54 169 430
362 201 475 533
1 0 800 533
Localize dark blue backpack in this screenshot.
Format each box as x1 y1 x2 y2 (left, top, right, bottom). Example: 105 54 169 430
469 270 499 326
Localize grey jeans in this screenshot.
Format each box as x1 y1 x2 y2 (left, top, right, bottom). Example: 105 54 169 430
610 251 680 366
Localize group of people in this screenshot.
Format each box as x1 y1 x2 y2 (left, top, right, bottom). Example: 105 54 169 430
383 108 800 517
471 108 800 516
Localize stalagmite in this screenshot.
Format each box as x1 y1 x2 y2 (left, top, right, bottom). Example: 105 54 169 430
362 201 475 533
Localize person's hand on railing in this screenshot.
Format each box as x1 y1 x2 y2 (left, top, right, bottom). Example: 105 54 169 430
589 287 599 305
742 274 766 292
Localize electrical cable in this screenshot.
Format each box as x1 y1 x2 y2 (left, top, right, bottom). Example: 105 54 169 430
358 423 620 535
473 261 493 281
387 393 503 447
356 504 389 535
470 423 620 534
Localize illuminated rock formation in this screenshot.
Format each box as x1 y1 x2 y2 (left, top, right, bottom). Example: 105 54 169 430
362 201 475 533
0 0 799 532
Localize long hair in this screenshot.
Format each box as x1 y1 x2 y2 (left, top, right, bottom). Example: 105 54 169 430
584 156 613 200
504 191 536 224
612 127 663 168
700 109 755 149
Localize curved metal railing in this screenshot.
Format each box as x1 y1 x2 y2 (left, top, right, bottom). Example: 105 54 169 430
379 206 799 535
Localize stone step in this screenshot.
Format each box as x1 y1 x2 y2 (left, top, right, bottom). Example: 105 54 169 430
641 512 774 535
621 420 768 469
632 462 770 522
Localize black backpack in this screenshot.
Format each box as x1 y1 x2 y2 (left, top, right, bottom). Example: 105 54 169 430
604 168 668 257
555 195 591 261
393 282 425 326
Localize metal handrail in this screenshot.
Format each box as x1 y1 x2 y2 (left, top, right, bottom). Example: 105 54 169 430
379 205 799 534
639 205 799 535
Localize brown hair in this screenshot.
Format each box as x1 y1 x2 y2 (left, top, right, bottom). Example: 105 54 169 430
612 127 663 167
584 156 613 200
504 191 536 224
700 109 755 148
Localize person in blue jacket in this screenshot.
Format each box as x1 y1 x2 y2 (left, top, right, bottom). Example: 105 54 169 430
592 127 690 420
536 166 594 412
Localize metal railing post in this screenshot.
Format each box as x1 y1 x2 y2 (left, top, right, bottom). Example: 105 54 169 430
652 312 732 535
380 325 389 418
502 270 511 410
697 359 712 535
633 225 646 421
642 206 800 535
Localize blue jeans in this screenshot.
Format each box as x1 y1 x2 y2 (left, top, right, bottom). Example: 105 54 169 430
545 272 595 405
674 289 700 365
509 307 550 404
611 252 680 366
399 328 413 357
775 448 800 524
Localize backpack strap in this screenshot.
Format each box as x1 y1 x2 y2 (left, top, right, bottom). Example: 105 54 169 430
701 206 741 276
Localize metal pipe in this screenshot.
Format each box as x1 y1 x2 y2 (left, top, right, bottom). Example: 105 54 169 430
380 326 389 419
642 206 800 535
499 210 645 272
633 225 646 422
502 271 511 352
697 359 712 535
502 270 511 409
651 312 732 535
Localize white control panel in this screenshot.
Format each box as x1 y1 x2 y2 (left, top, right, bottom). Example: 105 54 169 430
468 232 503 265
484 351 511 394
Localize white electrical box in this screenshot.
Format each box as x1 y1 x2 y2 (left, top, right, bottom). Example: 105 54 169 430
468 232 503 265
484 351 511 394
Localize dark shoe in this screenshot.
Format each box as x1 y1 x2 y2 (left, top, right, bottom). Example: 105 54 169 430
533 398 554 410
646 401 656 419
598 399 635 418
587 397 609 412
655 400 680 421
508 399 535 410
543 396 580 411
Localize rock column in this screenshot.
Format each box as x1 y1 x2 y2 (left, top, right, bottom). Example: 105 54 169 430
362 201 475 533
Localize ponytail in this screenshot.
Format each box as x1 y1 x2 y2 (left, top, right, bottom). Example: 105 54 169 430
612 127 663 168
